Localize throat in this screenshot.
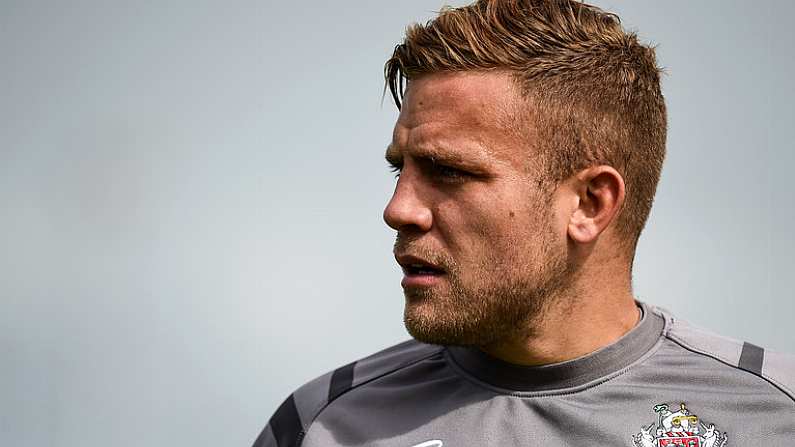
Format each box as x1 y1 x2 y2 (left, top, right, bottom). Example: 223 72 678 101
480 298 642 366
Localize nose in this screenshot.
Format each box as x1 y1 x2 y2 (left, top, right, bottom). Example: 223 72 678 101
383 173 432 232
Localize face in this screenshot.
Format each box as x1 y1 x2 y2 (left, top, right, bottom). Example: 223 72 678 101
384 71 575 348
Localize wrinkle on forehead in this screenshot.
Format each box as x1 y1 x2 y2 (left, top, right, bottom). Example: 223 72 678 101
400 71 521 127
393 71 533 168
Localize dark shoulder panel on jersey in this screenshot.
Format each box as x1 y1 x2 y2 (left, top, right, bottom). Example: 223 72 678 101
653 304 795 404
252 340 444 447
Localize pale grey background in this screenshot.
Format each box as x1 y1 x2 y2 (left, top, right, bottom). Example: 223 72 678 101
1 1 792 446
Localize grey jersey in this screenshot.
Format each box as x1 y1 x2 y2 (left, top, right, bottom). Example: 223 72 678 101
253 302 795 446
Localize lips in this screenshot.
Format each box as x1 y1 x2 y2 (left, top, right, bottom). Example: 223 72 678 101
395 253 446 288
404 264 444 275
395 254 445 275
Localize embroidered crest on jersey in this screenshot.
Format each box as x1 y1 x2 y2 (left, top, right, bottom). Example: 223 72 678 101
631 402 728 447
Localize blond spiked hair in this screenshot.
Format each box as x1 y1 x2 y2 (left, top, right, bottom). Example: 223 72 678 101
385 0 667 258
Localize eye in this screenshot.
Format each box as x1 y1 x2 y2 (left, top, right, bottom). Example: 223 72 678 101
434 164 463 178
429 159 468 182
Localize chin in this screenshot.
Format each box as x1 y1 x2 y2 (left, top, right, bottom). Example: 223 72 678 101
404 298 454 345
403 299 489 347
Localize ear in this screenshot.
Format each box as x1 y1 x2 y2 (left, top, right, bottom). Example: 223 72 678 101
566 165 625 244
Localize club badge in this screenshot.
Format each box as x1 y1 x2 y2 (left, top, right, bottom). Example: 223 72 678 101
632 403 728 447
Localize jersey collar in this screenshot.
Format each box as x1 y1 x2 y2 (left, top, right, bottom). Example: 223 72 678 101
445 301 665 393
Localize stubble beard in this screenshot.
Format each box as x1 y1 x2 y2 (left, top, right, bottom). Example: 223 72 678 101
400 225 575 348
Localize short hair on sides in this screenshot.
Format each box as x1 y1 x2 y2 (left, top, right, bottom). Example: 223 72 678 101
385 0 667 260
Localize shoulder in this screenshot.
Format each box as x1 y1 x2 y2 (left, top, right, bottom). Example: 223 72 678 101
251 339 444 447
650 304 795 403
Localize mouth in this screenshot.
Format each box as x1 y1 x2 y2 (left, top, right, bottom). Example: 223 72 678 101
395 254 446 287
403 263 445 276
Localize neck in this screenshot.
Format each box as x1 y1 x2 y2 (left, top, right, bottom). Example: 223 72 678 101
480 284 640 366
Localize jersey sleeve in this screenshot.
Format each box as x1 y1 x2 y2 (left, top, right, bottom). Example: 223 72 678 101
250 340 443 447
251 391 311 447
251 422 278 447
251 364 339 447
761 348 795 403
662 306 795 405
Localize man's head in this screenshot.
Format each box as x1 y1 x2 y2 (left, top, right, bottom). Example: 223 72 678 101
383 0 666 347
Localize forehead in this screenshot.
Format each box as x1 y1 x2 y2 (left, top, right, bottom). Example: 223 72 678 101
391 71 530 164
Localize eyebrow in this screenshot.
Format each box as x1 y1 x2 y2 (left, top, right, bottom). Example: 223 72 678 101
385 144 402 168
384 143 494 170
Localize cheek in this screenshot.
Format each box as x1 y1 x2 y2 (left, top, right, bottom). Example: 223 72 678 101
435 194 538 254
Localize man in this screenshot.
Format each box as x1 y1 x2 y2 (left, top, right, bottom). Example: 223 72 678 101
253 1 795 446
